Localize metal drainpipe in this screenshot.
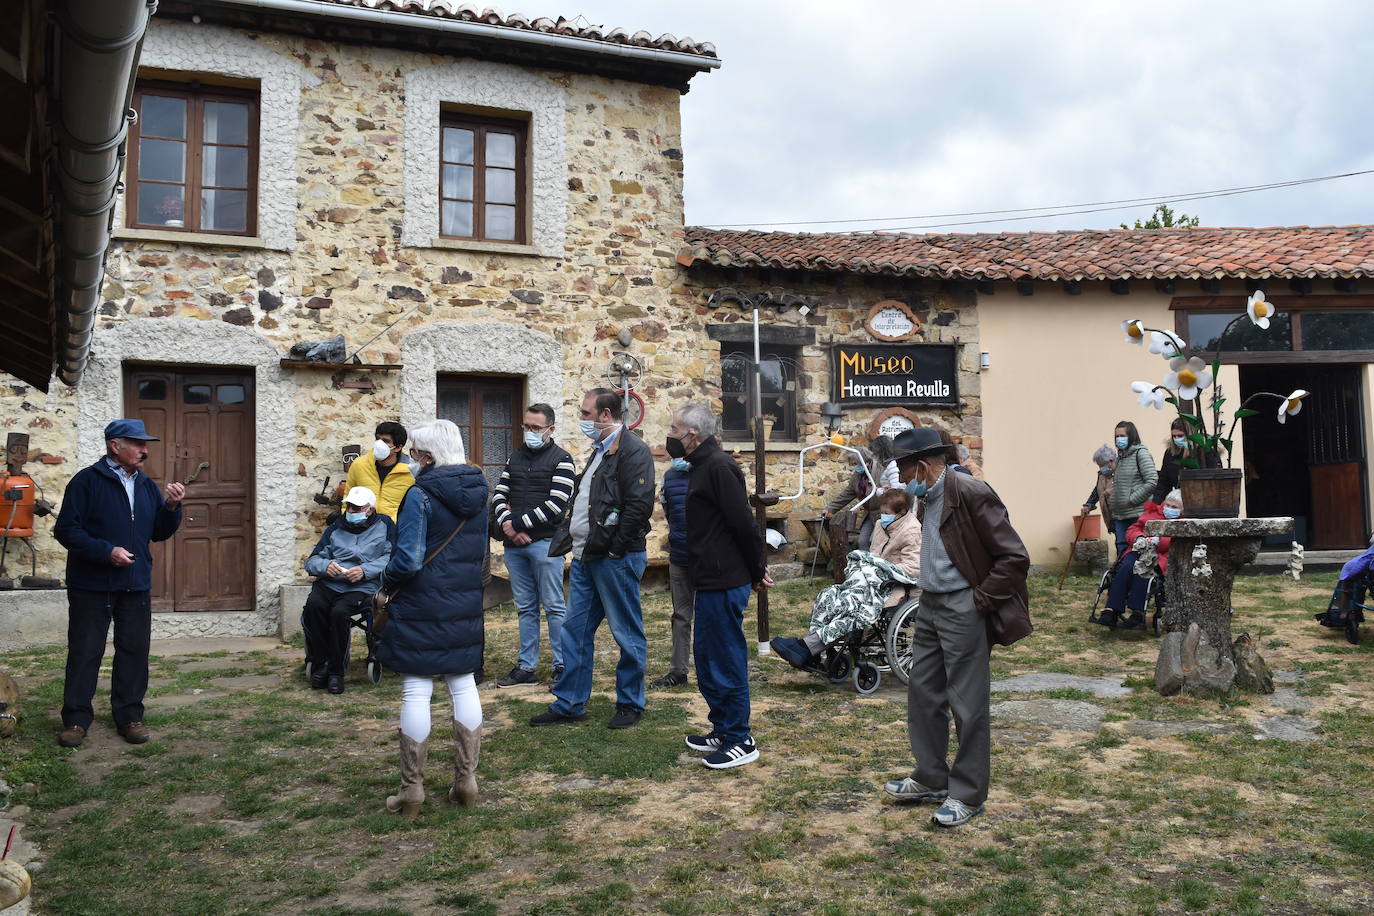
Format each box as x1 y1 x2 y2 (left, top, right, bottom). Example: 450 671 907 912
206 0 721 70
51 0 156 388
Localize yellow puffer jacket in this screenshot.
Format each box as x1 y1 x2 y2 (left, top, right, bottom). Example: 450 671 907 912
345 455 415 521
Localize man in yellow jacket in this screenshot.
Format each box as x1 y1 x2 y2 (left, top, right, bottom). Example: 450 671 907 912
345 421 415 521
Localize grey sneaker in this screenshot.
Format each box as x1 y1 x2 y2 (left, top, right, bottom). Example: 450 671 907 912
496 667 536 688
931 797 984 827
883 777 948 803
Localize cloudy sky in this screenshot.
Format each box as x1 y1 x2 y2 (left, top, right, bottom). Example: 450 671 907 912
566 0 1374 234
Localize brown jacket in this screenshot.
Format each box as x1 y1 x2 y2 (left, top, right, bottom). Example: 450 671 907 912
870 511 922 608
917 468 1032 646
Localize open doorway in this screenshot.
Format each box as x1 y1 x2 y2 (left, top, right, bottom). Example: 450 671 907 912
1239 364 1367 549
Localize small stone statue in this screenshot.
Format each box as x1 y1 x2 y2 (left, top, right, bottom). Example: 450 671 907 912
288 335 346 363
1231 633 1275 693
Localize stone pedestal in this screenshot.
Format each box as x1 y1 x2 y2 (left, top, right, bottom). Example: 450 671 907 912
1146 516 1293 695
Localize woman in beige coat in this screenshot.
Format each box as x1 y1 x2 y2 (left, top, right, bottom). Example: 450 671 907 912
869 489 922 607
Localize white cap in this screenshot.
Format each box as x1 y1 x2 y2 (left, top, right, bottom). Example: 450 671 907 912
344 486 377 508
765 527 787 550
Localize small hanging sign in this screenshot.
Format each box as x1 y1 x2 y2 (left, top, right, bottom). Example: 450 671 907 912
864 300 922 342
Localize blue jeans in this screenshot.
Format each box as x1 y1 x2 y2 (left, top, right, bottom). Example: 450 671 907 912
504 539 567 671
549 552 648 716
1107 551 1150 613
693 584 753 746
1113 517 1138 561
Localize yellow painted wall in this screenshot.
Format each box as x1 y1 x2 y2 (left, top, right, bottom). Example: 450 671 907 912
979 281 1256 566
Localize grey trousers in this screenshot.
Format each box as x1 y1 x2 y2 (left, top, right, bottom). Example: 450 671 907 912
668 562 696 676
906 586 990 807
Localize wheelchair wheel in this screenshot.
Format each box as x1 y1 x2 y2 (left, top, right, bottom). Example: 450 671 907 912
885 598 919 686
825 650 851 684
859 625 890 673
304 659 314 681
853 662 881 695
367 658 383 684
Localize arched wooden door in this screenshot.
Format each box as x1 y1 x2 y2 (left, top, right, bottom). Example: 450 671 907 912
123 366 256 611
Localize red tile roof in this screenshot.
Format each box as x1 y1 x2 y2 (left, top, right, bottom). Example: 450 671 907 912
678 226 1374 281
320 1 718 59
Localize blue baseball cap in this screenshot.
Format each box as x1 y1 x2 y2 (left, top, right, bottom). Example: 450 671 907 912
103 418 160 441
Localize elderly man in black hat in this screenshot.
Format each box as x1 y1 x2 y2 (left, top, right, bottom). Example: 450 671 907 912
882 427 1029 827
52 419 185 747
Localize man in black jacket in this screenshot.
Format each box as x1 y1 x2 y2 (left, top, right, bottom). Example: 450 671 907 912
669 403 772 769
491 403 576 688
532 389 655 729
53 419 184 748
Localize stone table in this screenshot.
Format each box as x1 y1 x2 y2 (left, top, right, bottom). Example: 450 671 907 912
1145 516 1293 695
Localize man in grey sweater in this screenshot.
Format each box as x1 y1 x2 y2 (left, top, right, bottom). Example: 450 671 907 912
303 486 396 694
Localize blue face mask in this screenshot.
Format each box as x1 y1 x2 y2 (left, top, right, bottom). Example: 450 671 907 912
1115 436 1130 450
906 478 927 499
879 513 897 528
345 512 367 525
580 420 601 441
1098 465 1113 475
1162 506 1182 519
524 431 547 450
670 458 689 472
1172 436 1187 449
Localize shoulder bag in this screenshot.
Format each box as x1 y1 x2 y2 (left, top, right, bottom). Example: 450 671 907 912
372 514 471 636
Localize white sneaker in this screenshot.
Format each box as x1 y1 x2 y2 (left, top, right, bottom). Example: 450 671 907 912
931 797 984 827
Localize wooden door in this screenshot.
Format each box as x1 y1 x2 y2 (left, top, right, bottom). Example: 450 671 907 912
436 375 522 490
1307 367 1368 550
124 367 256 611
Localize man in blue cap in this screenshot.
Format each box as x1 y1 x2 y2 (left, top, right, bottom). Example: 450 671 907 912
53 419 185 747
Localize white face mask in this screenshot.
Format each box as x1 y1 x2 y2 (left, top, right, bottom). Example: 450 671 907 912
372 440 391 461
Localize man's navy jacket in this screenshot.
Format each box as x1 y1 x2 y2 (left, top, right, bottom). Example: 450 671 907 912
54 458 183 592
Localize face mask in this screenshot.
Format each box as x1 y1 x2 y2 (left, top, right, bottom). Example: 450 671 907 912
1172 436 1187 449
670 458 689 472
907 478 927 499
580 420 602 442
664 435 688 459
879 513 897 528
1162 506 1182 519
1098 465 1113 475
1115 436 1130 450
345 512 367 525
372 440 391 461
524 431 546 450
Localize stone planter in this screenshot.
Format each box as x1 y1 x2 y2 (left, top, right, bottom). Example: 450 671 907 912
1179 467 1243 518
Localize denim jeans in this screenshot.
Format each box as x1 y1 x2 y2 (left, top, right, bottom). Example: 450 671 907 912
504 539 567 671
693 584 753 746
549 552 648 716
1106 551 1151 613
1113 517 1138 562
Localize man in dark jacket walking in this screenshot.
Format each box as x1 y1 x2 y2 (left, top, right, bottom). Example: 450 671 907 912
648 453 693 688
53 419 184 747
532 389 655 729
669 403 772 770
491 403 575 687
882 427 1029 827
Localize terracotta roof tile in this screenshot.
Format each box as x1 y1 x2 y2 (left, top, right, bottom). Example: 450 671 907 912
319 1 718 58
679 226 1374 281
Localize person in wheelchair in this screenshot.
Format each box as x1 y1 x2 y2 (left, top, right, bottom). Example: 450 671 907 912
1094 488 1182 631
303 486 396 693
772 489 921 669
1318 534 1374 633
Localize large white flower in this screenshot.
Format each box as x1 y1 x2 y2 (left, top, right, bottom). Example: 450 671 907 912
1276 389 1309 424
1163 356 1213 401
1131 380 1166 409
1148 330 1187 356
1246 290 1274 329
1122 319 1146 344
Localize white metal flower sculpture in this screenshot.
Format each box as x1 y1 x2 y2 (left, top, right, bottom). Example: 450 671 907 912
1121 293 1305 469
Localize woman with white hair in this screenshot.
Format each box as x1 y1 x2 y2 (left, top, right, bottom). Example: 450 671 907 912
376 419 489 815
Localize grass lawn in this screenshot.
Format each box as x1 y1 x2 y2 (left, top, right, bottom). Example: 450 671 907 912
2 571 1372 915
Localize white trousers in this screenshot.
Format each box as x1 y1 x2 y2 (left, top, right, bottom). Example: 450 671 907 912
399 674 482 742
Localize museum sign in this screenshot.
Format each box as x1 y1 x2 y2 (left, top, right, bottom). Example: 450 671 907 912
831 343 959 408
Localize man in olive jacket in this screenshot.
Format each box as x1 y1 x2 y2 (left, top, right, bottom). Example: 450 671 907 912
533 389 655 730
882 427 1029 828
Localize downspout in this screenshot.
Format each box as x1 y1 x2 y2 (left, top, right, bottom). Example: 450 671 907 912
206 0 721 71
50 0 156 387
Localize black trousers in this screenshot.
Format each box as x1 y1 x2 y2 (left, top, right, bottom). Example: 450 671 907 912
62 588 152 730
302 583 370 676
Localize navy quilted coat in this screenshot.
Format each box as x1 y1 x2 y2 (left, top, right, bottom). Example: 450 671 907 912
376 463 489 676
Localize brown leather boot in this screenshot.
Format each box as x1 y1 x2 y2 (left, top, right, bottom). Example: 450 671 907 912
448 720 480 807
385 730 427 817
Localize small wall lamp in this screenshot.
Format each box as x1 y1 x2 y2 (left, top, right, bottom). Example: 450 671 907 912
821 402 844 435
979 352 991 370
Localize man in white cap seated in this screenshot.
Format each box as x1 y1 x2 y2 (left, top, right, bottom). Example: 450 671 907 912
303 485 396 693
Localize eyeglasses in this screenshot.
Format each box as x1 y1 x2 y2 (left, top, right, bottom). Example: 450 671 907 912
521 424 551 433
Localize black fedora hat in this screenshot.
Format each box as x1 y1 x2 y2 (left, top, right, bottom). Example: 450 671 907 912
890 427 946 461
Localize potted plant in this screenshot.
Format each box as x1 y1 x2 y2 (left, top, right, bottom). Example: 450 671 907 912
755 413 776 441
155 195 184 228
1121 291 1307 517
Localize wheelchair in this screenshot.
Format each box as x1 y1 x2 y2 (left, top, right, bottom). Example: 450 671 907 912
1089 551 1165 635
802 584 919 695
1316 571 1371 645
302 604 384 685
